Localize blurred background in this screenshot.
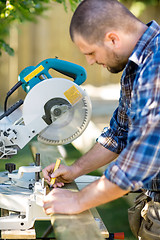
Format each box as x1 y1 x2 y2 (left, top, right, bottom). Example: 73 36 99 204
0 0 160 131
0 1 160 121
0 1 160 239
0 1 160 130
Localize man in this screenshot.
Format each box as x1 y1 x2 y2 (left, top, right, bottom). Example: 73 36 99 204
43 0 160 239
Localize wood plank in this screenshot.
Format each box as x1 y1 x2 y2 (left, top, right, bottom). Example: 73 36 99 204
51 211 104 240
1 229 36 239
31 141 105 240
50 182 107 240
91 208 109 239
74 176 109 238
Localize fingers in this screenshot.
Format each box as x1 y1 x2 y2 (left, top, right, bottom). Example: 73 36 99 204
50 168 64 179
43 188 59 214
42 164 65 188
42 163 65 180
42 163 73 187
44 207 53 215
43 200 56 215
54 182 64 188
43 188 81 215
50 167 70 184
42 163 56 182
51 182 64 188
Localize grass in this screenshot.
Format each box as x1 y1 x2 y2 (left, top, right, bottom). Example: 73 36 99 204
97 199 136 240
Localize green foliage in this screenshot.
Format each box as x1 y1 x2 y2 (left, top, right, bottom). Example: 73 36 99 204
0 39 14 56
0 0 160 56
0 0 81 56
53 0 81 11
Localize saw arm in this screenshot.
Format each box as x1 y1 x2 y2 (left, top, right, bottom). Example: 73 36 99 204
0 58 92 159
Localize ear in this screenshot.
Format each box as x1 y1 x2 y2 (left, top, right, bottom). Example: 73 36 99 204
104 32 120 49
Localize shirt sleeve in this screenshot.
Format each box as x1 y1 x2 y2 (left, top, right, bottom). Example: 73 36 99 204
105 54 160 191
96 90 129 154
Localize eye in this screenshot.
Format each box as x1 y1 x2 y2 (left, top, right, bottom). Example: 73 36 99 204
86 52 94 56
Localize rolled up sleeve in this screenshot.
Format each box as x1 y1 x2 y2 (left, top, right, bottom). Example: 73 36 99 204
104 60 160 191
105 119 160 191
97 94 129 154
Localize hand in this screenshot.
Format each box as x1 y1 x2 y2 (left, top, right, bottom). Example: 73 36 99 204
43 188 81 215
43 175 129 216
42 163 76 187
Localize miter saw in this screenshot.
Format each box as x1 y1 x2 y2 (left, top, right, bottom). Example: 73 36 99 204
0 58 92 230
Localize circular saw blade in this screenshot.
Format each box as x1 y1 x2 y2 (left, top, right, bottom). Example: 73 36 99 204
22 78 92 145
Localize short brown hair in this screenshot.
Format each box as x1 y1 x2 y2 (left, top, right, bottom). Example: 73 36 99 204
70 0 141 44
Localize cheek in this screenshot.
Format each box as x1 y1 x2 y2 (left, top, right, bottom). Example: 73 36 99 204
106 52 116 65
97 52 107 62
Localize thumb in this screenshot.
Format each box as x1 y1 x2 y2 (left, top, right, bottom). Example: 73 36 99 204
50 168 64 178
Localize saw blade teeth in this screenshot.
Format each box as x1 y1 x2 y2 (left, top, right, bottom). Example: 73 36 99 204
38 110 90 145
37 92 92 145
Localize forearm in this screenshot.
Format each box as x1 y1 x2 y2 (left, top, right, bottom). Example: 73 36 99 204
71 142 118 178
43 175 129 215
43 143 118 187
78 175 129 212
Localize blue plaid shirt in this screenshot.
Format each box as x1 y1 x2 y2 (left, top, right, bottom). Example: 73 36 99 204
97 20 160 192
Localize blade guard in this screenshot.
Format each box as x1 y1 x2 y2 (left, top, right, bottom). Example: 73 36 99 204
19 58 87 93
22 78 92 146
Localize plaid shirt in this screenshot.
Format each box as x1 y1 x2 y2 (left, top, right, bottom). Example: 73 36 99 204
97 21 160 192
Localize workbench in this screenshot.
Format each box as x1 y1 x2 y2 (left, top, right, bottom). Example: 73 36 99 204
0 141 109 240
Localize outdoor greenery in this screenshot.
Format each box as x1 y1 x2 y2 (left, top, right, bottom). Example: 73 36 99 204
0 0 81 56
0 0 160 56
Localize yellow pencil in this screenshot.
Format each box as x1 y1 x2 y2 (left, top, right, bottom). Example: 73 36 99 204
50 158 61 186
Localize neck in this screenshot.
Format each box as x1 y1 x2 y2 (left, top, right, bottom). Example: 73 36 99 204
130 22 148 53
122 22 148 60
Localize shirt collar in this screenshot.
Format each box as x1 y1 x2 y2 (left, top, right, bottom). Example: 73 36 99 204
129 20 160 66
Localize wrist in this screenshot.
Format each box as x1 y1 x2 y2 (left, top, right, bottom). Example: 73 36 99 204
76 190 88 213
70 162 82 179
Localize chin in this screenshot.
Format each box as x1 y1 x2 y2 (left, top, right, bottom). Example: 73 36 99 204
107 65 125 74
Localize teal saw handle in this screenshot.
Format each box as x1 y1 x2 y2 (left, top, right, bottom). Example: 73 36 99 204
19 58 87 92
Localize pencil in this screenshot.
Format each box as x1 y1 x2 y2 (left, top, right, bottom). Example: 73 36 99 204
50 158 61 186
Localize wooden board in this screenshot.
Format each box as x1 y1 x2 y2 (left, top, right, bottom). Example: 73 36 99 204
1 229 36 239
31 141 106 240
49 182 106 240
91 208 109 239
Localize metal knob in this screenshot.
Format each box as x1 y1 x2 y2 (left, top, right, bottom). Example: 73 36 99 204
5 163 16 173
35 153 40 182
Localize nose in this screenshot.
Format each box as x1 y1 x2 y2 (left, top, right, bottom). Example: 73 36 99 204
85 55 96 65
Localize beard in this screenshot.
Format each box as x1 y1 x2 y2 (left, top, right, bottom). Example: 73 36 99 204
106 63 126 73
105 50 128 74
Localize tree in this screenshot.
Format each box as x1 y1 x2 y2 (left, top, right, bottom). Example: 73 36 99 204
0 0 159 56
0 0 81 56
